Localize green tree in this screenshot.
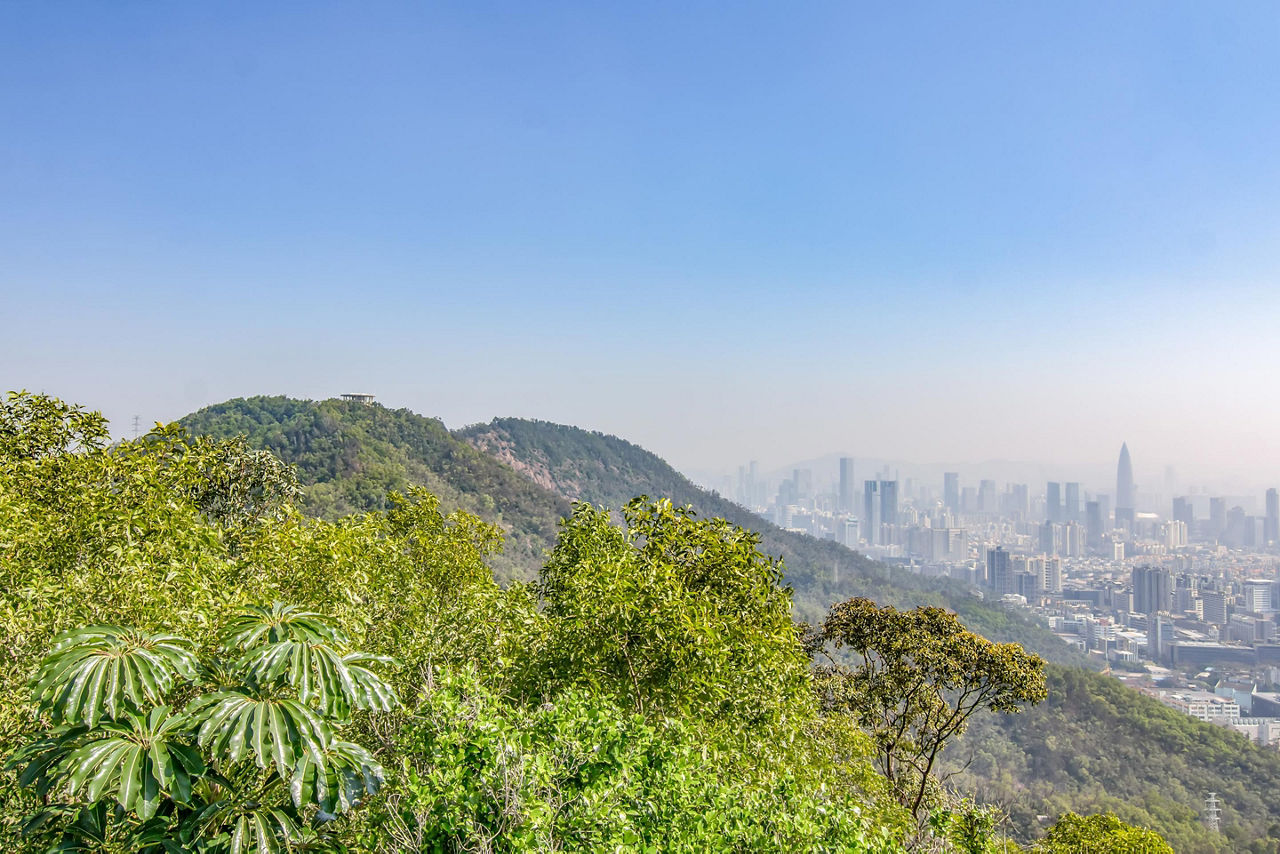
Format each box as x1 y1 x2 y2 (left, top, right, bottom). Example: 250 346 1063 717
532 497 811 727
811 598 1047 819
1038 812 1174 853
378 665 905 854
8 605 395 852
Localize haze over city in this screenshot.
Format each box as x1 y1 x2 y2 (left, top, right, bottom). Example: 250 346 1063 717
5 3 1280 488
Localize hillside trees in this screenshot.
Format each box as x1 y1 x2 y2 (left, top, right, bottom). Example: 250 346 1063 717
1037 812 1174 853
0 392 1182 852
0 393 915 851
811 597 1048 819
531 497 811 726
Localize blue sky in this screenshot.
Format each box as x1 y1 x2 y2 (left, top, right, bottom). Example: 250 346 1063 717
4 2 1280 486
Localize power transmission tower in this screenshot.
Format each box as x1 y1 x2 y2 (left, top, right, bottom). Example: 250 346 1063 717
1204 792 1221 833
132 415 142 440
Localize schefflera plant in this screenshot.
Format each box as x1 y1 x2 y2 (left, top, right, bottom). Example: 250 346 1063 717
8 604 397 853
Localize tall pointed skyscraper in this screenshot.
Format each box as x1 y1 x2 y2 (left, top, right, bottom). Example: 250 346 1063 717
1116 442 1135 530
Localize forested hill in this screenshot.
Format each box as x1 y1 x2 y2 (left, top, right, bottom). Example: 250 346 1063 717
953 664 1280 853
458 417 1076 664
183 399 1068 661
176 399 1280 849
180 397 570 581
461 416 1280 853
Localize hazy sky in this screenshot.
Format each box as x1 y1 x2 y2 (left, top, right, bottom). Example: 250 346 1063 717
5 3 1280 488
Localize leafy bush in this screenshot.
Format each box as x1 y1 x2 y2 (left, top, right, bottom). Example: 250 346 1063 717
9 606 395 852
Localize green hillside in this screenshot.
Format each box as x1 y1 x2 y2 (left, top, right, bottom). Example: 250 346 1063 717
459 417 1077 663
459 417 1280 852
953 664 1280 853
179 399 1280 851
180 396 570 581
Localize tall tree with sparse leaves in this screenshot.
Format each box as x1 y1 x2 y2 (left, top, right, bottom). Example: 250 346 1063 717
811 597 1048 820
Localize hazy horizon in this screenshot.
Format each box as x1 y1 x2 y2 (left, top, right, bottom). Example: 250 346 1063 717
6 3 1280 491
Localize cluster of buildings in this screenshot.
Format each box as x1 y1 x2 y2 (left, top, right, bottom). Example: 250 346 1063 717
728 443 1280 745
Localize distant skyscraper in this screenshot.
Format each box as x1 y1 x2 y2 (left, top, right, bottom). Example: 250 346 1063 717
838 458 856 514
1065 482 1080 523
1132 566 1172 616
978 480 996 514
987 546 1013 595
1039 521 1058 556
863 481 882 545
1172 496 1194 531
1115 443 1135 530
944 472 960 514
1267 488 1279 547
1063 521 1083 557
1046 482 1062 524
1086 500 1103 551
1209 497 1227 541
880 480 899 529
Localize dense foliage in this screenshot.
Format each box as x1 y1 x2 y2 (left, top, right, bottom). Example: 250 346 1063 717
6 392 959 852
181 397 571 582
9 608 392 851
1036 812 1175 853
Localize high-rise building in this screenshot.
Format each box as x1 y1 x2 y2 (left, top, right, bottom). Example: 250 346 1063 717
1011 483 1030 519
1132 566 1172 616
1200 589 1228 626
838 458 856 515
1149 615 1168 662
1039 521 1058 556
1044 556 1063 594
1046 482 1062 524
880 480 899 528
1226 506 1248 549
1065 482 1081 523
1086 500 1103 551
987 546 1014 595
944 472 960 514
839 518 860 548
863 481 897 545
1267 488 1279 547
1244 580 1273 614
1116 443 1135 530
1172 496 1194 531
1162 520 1188 549
1063 521 1084 557
1209 497 1227 541
863 481 882 545
978 480 996 514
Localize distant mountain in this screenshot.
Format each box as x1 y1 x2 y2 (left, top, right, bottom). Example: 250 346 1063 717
180 396 570 581
458 417 1078 663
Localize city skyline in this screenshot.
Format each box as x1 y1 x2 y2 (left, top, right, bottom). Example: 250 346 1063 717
707 441 1280 506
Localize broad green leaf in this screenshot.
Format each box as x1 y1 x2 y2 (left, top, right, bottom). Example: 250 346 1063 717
32 626 197 726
